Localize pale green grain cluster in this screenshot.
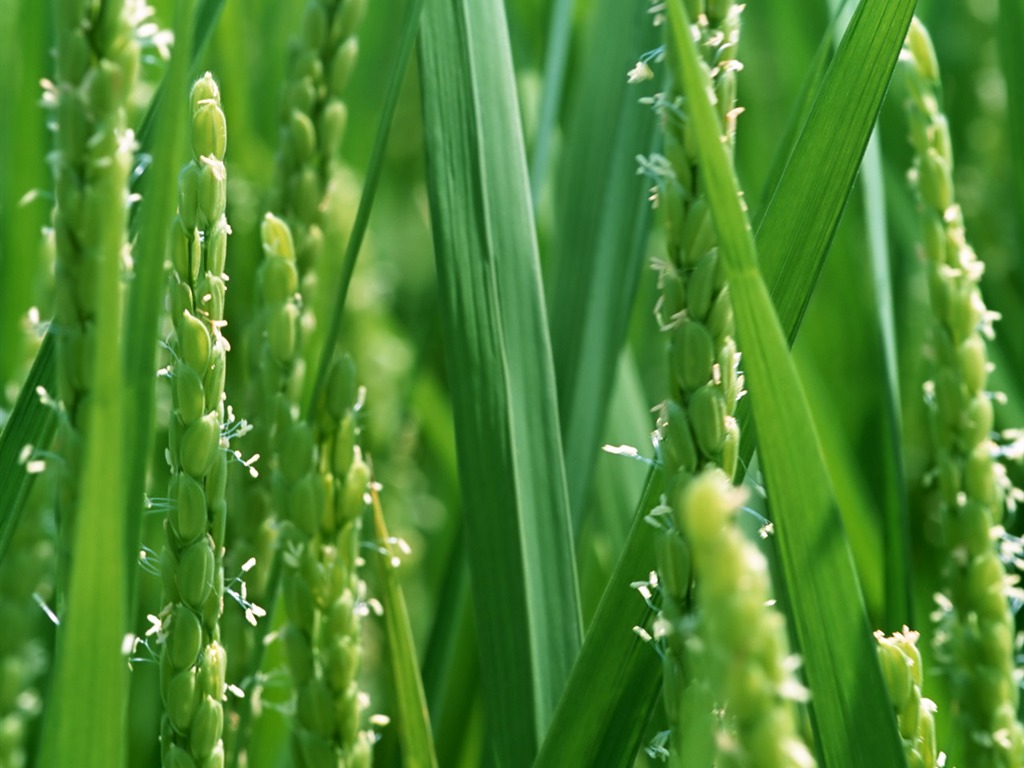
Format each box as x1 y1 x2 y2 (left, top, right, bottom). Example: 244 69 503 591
640 0 745 755
277 0 365 300
222 213 303 695
875 627 942 768
677 469 816 768
51 0 139 597
901 19 1024 768
277 354 373 768
159 72 231 768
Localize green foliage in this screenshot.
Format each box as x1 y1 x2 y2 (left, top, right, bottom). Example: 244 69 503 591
0 1 1020 767
419 0 582 763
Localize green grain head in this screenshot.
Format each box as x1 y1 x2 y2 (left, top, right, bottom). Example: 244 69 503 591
901 19 1024 768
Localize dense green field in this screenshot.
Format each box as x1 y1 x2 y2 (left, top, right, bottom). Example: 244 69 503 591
1 0 1021 766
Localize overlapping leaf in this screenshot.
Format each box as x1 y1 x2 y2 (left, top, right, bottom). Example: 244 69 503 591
663 1 908 765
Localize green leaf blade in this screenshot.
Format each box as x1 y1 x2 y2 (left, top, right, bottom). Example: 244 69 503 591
756 0 918 345
665 2 906 766
419 0 582 763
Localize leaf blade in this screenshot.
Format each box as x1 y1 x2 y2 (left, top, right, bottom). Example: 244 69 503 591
370 487 439 768
665 2 907 766
419 0 583 763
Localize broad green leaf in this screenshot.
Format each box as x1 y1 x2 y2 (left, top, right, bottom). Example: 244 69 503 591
665 1 906 766
796 349 884 613
754 0 917 347
370 487 439 768
823 0 910 629
419 0 583 762
545 0 657 529
751 2 835 222
740 0 918 477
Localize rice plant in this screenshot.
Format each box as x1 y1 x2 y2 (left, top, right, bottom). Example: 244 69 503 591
0 1 1021 767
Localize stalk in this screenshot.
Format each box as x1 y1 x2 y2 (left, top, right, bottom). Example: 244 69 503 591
50 0 139 608
158 72 232 768
222 215 303 754
639 2 820 763
901 18 1024 768
231 217 374 768
225 2 366 752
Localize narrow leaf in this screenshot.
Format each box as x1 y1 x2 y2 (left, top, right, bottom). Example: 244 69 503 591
824 0 910 629
533 471 663 768
665 2 905 766
419 0 583 762
370 487 439 768
0 333 56 558
546 0 657 528
754 0 918 345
